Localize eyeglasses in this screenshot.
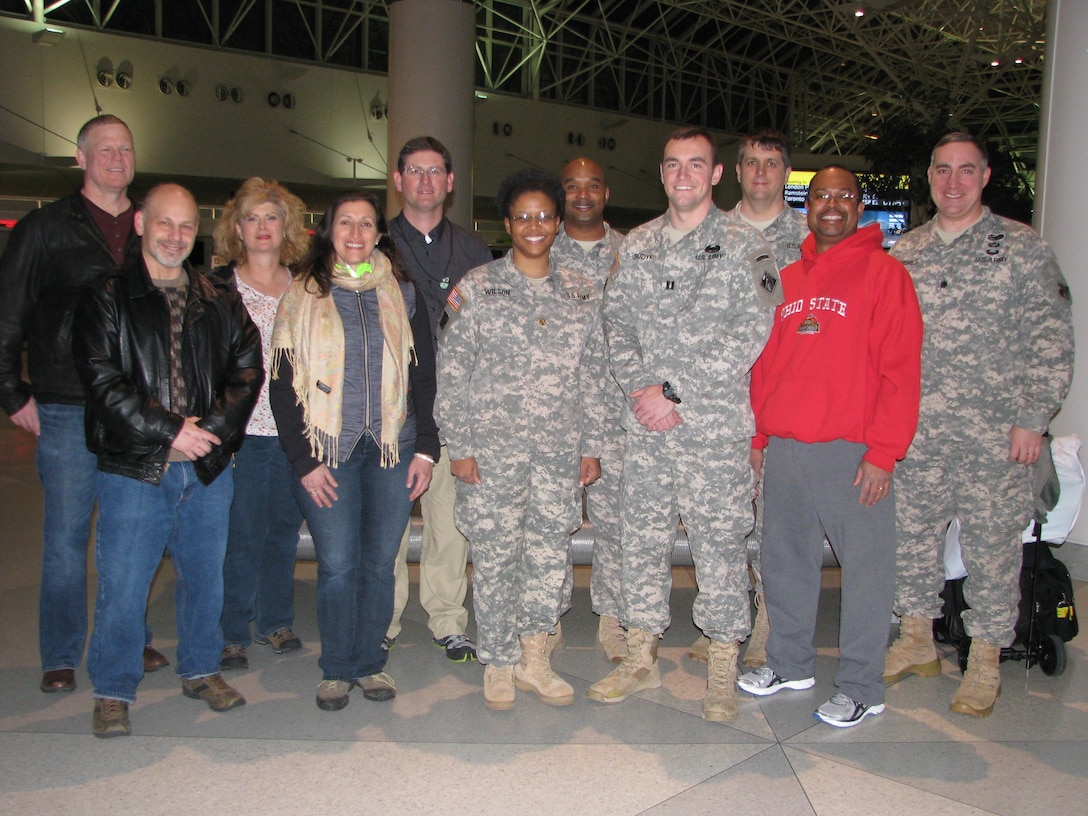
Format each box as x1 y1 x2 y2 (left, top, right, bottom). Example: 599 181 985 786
809 191 859 203
509 212 557 225
402 165 447 178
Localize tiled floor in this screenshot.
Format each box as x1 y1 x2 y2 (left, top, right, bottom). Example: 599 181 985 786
2 413 1087 815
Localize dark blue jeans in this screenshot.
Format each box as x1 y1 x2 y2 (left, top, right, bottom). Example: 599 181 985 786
35 403 97 672
221 435 303 646
36 404 154 671
88 463 233 703
295 437 413 683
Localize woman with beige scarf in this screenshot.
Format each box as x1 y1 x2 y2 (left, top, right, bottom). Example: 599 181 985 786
269 190 439 712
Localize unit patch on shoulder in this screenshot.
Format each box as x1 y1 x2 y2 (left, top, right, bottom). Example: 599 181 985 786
750 250 784 307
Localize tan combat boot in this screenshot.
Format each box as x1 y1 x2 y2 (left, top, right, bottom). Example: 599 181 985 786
597 615 627 663
884 615 941 683
703 639 741 722
484 664 515 711
514 633 574 706
950 639 1001 717
688 635 710 663
743 591 770 668
587 628 662 703
544 621 564 658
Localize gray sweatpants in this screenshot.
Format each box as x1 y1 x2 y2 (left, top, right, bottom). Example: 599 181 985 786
762 438 896 706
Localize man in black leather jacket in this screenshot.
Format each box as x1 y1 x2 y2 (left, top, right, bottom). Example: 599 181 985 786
72 183 262 738
0 115 170 693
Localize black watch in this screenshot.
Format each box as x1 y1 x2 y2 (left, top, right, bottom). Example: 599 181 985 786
662 380 681 404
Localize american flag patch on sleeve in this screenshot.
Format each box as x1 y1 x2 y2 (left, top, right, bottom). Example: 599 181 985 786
446 286 464 311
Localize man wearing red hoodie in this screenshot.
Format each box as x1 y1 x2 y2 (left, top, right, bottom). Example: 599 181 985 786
737 166 923 727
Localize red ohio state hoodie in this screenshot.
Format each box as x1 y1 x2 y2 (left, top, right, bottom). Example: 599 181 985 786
750 223 923 472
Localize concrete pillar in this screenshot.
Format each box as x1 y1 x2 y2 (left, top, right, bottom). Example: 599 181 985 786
1035 0 1088 544
387 0 477 226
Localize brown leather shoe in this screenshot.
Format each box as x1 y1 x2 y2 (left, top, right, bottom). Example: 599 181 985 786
143 646 170 673
41 669 76 693
181 673 246 711
92 698 131 738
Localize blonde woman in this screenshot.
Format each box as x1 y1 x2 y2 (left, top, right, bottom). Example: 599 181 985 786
212 178 310 671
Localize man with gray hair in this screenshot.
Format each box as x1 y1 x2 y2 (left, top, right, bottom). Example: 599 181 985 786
0 115 169 694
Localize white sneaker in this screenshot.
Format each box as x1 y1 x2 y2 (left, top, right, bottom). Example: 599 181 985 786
814 693 885 727
737 666 815 696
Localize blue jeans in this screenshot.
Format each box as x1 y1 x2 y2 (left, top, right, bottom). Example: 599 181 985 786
36 404 154 671
221 435 303 646
88 463 233 703
295 437 413 683
36 403 97 671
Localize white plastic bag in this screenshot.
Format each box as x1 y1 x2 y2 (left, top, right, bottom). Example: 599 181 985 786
1030 435 1085 544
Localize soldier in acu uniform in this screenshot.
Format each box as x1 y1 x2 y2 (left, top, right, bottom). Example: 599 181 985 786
437 169 608 711
588 128 781 722
690 128 808 667
550 157 628 662
885 132 1074 718
723 129 808 263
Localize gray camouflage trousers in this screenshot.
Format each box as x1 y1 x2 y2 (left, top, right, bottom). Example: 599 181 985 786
894 433 1034 646
558 426 626 620
748 489 764 589
620 431 754 641
455 449 582 665
588 427 627 617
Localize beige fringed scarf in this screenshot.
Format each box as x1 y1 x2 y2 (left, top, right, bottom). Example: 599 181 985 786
270 248 414 468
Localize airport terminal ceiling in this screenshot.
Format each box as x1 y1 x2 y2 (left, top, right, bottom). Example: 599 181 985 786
3 0 1047 171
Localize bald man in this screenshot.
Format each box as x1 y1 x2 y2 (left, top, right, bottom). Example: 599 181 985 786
550 158 627 661
73 183 263 737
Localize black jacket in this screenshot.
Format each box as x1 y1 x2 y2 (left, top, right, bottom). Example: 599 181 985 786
72 258 263 485
0 191 139 415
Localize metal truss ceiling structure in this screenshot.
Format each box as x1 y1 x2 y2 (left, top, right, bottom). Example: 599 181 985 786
5 0 1047 165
